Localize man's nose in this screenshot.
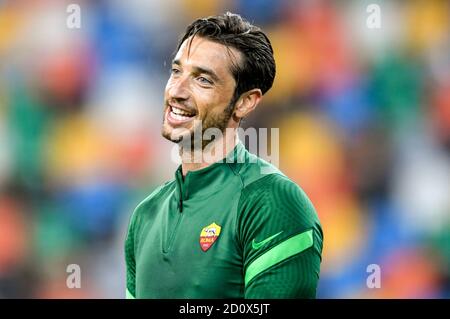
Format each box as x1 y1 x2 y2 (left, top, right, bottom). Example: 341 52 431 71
168 76 190 101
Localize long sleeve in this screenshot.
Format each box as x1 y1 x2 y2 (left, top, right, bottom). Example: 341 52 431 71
237 173 323 298
125 212 137 299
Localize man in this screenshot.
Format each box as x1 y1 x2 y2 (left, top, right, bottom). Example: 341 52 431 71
125 12 323 299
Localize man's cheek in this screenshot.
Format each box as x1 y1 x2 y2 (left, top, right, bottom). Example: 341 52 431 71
165 80 176 98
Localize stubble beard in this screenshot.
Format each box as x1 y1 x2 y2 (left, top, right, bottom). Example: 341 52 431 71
161 101 235 152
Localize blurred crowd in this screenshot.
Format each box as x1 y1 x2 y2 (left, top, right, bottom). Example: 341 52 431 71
0 0 449 298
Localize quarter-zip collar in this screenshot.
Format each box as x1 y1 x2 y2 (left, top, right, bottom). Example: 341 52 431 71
174 141 246 209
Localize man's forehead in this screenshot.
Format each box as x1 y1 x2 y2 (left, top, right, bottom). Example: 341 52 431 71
174 36 241 70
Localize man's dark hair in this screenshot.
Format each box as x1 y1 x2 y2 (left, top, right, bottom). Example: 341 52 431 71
176 12 276 107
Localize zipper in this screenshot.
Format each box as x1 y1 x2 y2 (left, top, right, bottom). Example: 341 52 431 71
163 211 183 253
177 168 184 213
163 170 184 253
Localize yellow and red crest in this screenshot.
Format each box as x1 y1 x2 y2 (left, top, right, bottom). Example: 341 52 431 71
199 222 222 252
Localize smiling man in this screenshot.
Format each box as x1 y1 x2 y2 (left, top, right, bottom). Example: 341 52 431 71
125 12 323 299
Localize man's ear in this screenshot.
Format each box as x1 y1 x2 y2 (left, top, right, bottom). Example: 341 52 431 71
233 89 263 120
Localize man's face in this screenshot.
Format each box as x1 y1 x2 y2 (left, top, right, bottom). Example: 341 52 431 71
162 36 239 145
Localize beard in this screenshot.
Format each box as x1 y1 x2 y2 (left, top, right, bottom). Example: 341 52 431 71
161 100 235 151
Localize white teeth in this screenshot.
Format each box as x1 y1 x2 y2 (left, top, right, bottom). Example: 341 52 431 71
170 111 190 120
172 106 193 116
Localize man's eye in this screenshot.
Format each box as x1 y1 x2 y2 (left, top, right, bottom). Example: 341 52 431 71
171 68 180 75
197 76 212 85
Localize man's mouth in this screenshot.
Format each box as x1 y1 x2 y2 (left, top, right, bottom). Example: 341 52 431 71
166 104 197 125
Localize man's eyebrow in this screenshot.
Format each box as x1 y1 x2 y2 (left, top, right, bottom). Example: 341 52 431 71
172 59 220 83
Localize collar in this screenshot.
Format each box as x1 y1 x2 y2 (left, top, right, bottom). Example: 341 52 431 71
174 141 247 202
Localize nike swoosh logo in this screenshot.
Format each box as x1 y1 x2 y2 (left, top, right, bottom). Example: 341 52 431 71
252 231 284 250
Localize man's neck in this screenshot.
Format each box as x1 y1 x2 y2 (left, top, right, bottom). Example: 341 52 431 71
180 130 238 176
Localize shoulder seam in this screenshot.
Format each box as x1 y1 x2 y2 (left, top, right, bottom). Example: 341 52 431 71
234 171 282 250
131 179 175 234
242 171 285 190
138 180 175 206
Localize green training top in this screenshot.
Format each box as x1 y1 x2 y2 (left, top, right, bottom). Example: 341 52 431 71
125 141 323 299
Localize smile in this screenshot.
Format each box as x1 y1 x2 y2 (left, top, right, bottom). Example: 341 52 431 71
166 104 197 125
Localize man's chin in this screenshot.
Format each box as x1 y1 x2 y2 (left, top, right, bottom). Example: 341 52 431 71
161 130 182 143
161 126 190 144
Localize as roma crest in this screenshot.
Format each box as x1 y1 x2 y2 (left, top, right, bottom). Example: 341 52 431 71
199 222 222 252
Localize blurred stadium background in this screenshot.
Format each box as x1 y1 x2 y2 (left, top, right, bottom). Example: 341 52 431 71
0 0 449 298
